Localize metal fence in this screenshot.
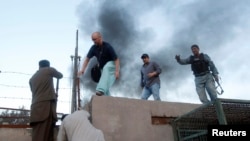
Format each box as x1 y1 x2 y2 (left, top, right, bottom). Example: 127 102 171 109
0 107 64 128
171 98 250 141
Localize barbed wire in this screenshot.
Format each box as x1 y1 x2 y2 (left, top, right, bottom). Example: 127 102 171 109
0 61 79 111
0 71 31 75
0 96 70 103
0 70 74 89
0 84 28 88
0 70 72 79
0 70 79 108
0 83 71 89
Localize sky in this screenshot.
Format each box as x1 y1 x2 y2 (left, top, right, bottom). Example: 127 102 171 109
1 0 250 114
0 0 83 114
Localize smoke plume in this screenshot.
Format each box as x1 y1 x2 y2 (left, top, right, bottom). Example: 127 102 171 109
76 0 250 103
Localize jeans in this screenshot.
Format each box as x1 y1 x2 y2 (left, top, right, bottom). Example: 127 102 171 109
194 73 217 104
141 83 161 101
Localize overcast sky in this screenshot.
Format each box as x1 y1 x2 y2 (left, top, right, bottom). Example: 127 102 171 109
1 0 250 114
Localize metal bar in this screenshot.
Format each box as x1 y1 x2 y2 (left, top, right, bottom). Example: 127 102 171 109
56 78 59 95
218 98 250 104
171 121 179 141
0 125 31 128
173 102 211 122
214 99 227 125
181 130 207 141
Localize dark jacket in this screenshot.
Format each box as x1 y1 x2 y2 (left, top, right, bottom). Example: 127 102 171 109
29 67 63 123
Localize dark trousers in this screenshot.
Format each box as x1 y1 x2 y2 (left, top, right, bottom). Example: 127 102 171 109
31 106 55 141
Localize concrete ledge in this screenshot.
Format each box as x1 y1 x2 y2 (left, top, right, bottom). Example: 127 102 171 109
89 96 201 141
0 128 32 141
1 96 200 141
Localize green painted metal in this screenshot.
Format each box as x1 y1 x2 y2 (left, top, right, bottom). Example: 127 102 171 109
171 98 250 141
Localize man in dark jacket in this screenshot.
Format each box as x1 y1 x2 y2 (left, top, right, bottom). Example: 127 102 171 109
175 44 219 104
29 60 63 141
78 32 120 96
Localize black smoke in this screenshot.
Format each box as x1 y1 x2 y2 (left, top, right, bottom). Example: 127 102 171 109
76 0 250 102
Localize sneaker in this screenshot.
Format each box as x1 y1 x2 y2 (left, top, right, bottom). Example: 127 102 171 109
96 91 104 96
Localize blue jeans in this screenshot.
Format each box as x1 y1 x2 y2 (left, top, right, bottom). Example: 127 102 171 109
194 73 217 104
141 83 161 101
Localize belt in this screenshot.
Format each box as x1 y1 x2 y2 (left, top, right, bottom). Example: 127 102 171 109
194 72 209 77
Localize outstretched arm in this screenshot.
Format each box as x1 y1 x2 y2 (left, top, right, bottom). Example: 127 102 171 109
175 55 181 62
78 57 90 76
175 55 190 65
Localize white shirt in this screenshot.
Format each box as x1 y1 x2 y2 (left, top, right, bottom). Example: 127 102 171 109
57 110 105 141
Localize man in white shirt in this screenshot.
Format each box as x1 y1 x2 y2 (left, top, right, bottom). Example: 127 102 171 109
57 110 105 141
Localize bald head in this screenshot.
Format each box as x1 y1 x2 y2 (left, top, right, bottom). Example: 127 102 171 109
92 32 101 37
91 32 103 46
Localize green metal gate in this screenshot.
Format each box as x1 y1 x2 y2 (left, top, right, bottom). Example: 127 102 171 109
171 98 250 141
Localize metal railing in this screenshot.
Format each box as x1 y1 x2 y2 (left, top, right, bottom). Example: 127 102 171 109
171 98 250 141
0 107 64 128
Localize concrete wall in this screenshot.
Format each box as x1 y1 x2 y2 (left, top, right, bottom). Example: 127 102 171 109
0 128 32 141
1 96 200 141
0 127 59 141
89 96 200 141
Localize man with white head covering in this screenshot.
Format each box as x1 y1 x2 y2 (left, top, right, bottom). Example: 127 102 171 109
57 110 105 141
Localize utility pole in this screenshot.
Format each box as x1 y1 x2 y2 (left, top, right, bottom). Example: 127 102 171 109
71 29 80 113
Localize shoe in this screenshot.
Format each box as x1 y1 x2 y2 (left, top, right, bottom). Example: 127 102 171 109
96 91 104 96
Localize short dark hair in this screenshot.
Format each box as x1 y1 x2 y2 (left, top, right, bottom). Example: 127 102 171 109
141 53 149 59
39 60 50 68
191 44 199 49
